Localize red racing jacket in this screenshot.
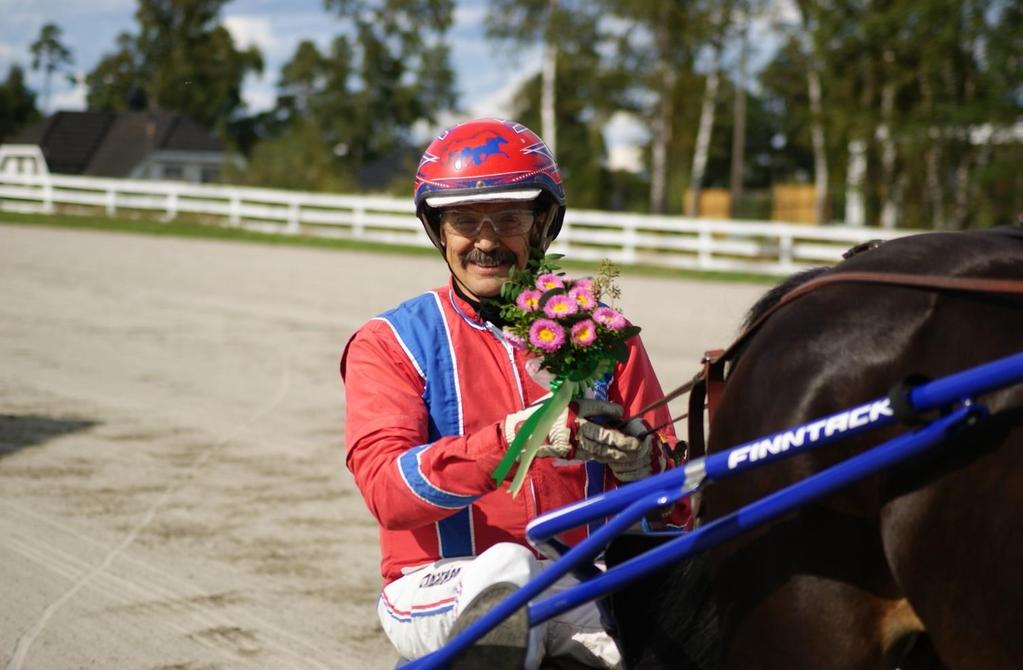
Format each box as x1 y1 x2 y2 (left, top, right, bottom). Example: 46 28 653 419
340 281 686 584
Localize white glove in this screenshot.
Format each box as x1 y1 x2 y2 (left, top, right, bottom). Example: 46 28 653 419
503 399 667 481
502 399 590 459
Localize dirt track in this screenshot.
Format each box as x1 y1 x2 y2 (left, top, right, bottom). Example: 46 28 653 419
0 224 764 669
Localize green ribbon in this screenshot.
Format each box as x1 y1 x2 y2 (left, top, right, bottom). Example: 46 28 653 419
505 379 579 497
493 354 617 497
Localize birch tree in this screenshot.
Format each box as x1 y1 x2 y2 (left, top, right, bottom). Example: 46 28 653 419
605 2 703 213
486 0 563 153
686 1 734 217
792 0 829 224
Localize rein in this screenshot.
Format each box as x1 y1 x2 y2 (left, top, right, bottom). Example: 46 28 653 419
632 271 1023 460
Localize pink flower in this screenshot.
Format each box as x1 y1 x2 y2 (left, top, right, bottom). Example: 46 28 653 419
502 328 527 350
569 287 596 311
571 320 597 347
516 289 542 312
593 306 626 331
542 294 578 319
529 319 565 353
572 278 594 292
536 273 565 291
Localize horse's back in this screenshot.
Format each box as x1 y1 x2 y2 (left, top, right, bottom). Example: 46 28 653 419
708 229 1023 669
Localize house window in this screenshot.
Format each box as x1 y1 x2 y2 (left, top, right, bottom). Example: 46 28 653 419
200 165 220 183
163 163 184 180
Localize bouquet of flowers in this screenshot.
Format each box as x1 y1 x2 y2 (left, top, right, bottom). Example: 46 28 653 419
490 252 640 496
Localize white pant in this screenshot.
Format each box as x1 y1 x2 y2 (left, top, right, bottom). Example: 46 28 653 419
377 543 621 668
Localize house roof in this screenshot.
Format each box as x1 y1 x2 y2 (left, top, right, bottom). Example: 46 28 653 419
5 110 224 177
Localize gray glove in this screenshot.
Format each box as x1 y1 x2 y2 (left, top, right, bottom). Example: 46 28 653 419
576 411 666 482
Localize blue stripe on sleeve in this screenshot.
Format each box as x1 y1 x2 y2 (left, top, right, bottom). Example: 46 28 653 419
397 445 479 509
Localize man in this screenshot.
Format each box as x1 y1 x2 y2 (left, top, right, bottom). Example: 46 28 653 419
340 118 685 668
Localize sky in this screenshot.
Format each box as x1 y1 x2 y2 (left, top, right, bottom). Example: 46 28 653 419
0 0 790 173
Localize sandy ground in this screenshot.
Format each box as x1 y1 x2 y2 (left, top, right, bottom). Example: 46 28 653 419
0 224 765 670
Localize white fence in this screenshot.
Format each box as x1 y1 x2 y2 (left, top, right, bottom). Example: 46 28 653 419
0 173 916 276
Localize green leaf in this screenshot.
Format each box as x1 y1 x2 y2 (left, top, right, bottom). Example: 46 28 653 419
568 357 598 382
611 339 629 363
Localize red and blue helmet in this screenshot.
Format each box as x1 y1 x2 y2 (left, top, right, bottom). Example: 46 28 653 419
414 118 566 251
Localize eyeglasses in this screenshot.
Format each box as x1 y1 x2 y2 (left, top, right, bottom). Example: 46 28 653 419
440 209 536 237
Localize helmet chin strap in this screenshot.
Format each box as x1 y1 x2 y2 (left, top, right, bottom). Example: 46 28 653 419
448 262 484 303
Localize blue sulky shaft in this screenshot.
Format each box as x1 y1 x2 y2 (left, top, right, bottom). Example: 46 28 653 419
526 349 1023 544
407 350 1023 669
909 350 1023 409
528 405 979 624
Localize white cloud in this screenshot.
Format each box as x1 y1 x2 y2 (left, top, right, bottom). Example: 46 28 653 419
466 75 524 118
240 75 276 114
453 3 487 29
762 0 801 27
20 0 134 14
49 74 87 111
603 111 648 173
0 42 18 65
223 15 276 54
607 144 643 173
605 111 649 145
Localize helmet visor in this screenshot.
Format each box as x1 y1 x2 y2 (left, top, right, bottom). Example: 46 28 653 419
424 188 542 208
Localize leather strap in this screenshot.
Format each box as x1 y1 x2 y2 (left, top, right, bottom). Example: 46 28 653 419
643 271 1023 461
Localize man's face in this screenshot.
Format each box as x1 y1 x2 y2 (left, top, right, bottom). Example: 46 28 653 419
438 202 540 299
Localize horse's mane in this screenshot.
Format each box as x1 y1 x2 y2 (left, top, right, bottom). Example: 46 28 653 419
744 227 1022 331
741 266 832 331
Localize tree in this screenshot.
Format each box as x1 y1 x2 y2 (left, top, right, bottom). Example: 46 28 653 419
806 0 1023 229
233 37 352 190
277 40 329 118
686 0 734 217
788 0 830 224
0 65 39 141
85 33 143 113
486 0 564 155
491 4 629 209
85 0 262 135
504 34 608 208
235 1 455 192
29 23 74 114
598 2 693 213
319 0 456 167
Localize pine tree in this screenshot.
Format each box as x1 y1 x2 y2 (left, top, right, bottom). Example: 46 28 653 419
0 65 40 141
29 23 74 114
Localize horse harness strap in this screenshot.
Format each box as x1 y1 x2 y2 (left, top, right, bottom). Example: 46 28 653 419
643 271 1023 462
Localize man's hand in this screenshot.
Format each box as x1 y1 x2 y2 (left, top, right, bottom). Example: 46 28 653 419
502 399 668 480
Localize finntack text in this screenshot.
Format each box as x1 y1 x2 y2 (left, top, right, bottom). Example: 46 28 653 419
727 399 894 469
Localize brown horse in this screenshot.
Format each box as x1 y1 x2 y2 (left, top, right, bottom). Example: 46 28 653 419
608 228 1023 670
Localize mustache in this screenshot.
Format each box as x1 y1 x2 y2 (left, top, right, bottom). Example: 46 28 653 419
461 248 517 267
